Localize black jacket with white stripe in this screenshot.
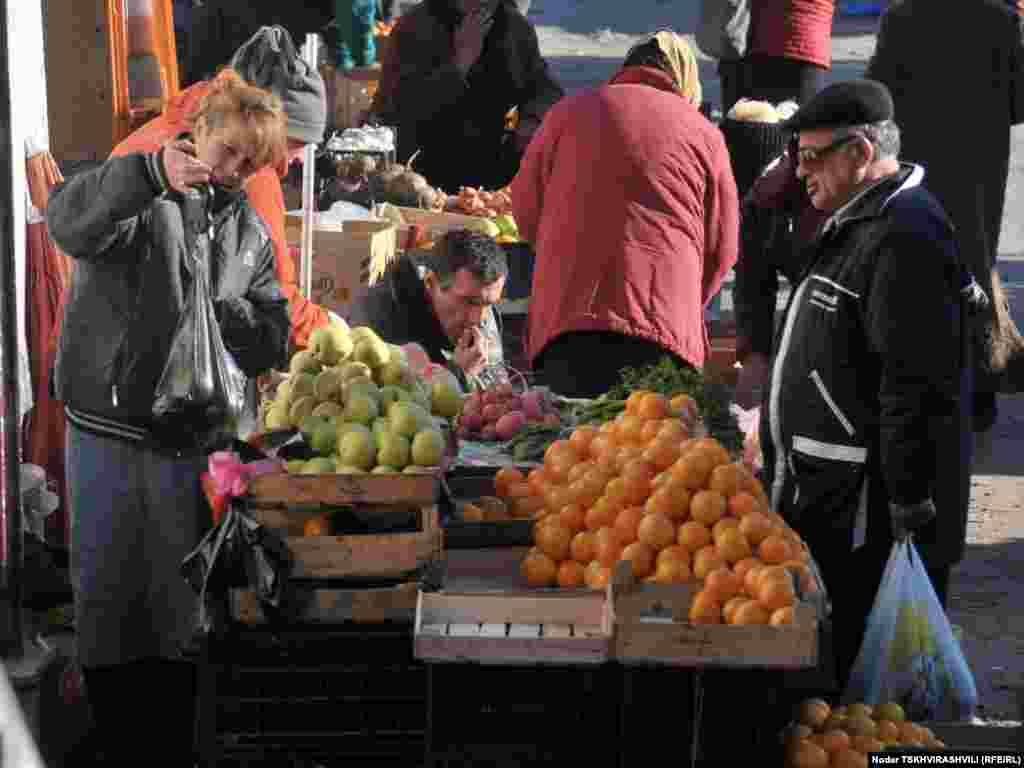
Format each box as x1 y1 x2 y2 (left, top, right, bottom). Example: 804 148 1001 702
760 164 972 567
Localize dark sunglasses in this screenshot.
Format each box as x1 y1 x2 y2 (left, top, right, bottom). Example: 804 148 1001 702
796 135 858 165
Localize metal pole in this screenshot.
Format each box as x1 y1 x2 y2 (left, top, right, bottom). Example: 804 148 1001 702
0 0 24 659
300 34 319 301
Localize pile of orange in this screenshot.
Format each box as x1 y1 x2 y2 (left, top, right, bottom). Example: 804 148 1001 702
783 698 946 767
493 390 820 626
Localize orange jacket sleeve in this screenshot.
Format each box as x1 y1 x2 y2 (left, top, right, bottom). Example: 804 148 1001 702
111 82 330 350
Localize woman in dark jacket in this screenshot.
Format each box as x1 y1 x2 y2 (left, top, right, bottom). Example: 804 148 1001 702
370 0 563 192
47 72 290 763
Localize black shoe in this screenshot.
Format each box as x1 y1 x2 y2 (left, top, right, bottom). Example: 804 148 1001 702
973 391 998 433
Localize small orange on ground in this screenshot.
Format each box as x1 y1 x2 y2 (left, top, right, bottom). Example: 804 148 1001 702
732 600 770 625
704 567 742 601
818 730 850 753
558 502 587 533
723 596 751 624
708 463 744 498
688 590 722 624
521 551 558 587
303 515 329 536
829 749 867 768
770 606 796 625
620 541 656 579
656 544 692 569
690 489 727 526
637 512 676 551
678 520 713 552
556 560 586 588
716 528 753 563
568 425 599 456
759 533 793 564
494 466 526 496
758 578 796 612
594 527 623 567
569 531 596 563
652 557 691 584
613 505 647 546
692 545 726 579
797 698 832 730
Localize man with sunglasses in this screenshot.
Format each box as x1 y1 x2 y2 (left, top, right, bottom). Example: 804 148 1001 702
759 80 973 691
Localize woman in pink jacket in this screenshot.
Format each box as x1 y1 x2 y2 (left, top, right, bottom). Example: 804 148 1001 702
511 32 739 398
745 0 834 104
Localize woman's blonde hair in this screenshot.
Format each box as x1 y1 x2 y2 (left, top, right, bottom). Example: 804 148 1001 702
188 69 287 171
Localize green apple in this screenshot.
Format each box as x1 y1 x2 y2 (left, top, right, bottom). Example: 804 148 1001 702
353 338 391 369
375 360 409 388
372 465 399 474
349 326 382 346
288 395 317 427
301 457 336 475
336 465 366 474
388 344 407 367
379 385 410 413
337 428 376 471
430 379 463 418
285 459 306 474
336 421 370 442
377 433 411 469
265 403 291 431
339 361 373 382
313 368 346 403
289 372 316 400
410 428 444 467
389 402 431 438
299 414 324 443
311 420 339 455
312 401 344 421
309 323 354 366
289 349 321 375
372 417 391 448
344 392 380 426
274 378 293 408
466 218 500 238
494 214 518 238
345 377 381 404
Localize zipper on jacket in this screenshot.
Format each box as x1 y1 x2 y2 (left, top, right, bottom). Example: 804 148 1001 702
809 369 855 437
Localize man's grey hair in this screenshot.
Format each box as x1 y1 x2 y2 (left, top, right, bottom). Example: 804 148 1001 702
837 120 901 161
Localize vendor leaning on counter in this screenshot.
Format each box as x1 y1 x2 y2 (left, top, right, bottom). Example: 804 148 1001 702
368 0 563 192
349 230 510 390
114 26 335 350
47 73 290 765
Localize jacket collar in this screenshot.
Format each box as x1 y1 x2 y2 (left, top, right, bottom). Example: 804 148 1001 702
822 162 924 237
609 66 681 97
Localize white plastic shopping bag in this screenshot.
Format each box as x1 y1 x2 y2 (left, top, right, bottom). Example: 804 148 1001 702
842 539 977 721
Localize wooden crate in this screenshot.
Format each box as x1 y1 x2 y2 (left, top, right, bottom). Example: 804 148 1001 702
414 589 612 666
245 471 442 580
230 581 420 625
609 562 819 669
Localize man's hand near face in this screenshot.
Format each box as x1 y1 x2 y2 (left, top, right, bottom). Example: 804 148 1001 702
454 325 488 377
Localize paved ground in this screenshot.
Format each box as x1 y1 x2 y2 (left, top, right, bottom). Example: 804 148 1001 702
525 1 1024 723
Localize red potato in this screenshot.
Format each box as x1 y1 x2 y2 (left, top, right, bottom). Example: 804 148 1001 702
495 411 527 440
481 390 501 406
494 383 515 398
460 411 483 432
482 404 506 424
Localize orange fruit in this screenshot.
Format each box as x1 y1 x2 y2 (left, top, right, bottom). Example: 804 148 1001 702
671 451 717 490
544 439 578 466
712 517 741 541
708 463 744 498
645 487 682 521
897 721 923 743
620 541 656 579
635 392 671 421
566 460 595 485
625 389 653 413
770 606 795 625
588 564 612 590
726 490 761 518
875 720 899 743
688 590 722 624
642 437 682 471
568 477 603 509
545 455 575 485
614 414 646 445
303 515 329 536
568 425 598 456
594 527 623 567
738 510 774 545
722 596 751 624
692 545 726 579
732 600 770 625
511 495 546 519
657 419 690 443
716 528 753 563
640 418 667 444
732 557 761 583
759 534 792 564
460 503 485 522
690 489 727 526
656 544 692 569
604 477 630 506
569 531 596 563
585 496 620 531
758 578 796 612
620 459 656 501
556 560 586 588
613 506 647 546
494 467 526 496
669 393 698 419
818 730 850 753
756 564 794 590
678 521 713 552
703 567 742 601
637 512 676 551
589 433 618 462
520 551 558 587
744 564 766 596
796 698 832 729
536 522 573 562
849 735 884 754
543 484 576 515
830 749 867 768
651 557 691 584
558 503 587 533
505 481 534 500
526 467 551 495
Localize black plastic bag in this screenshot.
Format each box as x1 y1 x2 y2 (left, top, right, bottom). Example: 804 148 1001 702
152 186 247 438
181 499 294 641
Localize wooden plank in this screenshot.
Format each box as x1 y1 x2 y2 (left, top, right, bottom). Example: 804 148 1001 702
509 624 541 639
414 634 608 666
247 471 440 506
251 503 422 535
418 591 606 627
286 529 440 578
448 623 481 638
543 624 572 639
478 623 506 638
229 582 418 625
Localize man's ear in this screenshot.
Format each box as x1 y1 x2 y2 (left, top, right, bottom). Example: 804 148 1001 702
853 135 875 169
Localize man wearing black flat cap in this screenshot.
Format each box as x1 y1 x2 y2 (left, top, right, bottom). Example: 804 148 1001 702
758 79 973 690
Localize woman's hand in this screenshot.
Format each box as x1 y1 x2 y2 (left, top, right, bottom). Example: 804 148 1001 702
453 6 495 76
162 140 212 193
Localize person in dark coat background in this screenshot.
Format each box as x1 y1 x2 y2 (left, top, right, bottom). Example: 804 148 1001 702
369 0 563 192
866 0 1024 432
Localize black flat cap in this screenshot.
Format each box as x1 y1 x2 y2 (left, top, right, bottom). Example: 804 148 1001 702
783 79 894 132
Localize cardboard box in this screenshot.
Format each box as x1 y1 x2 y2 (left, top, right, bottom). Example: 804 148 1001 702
285 214 398 319
321 63 380 130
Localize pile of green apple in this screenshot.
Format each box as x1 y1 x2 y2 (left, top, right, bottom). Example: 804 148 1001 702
261 320 464 475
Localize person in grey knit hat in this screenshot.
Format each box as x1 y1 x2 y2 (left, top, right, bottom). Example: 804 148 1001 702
229 25 328 146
